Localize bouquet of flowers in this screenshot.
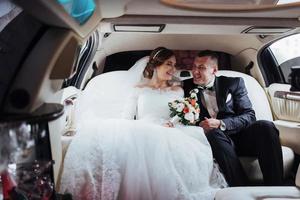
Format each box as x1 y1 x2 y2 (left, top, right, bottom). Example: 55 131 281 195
168 89 200 125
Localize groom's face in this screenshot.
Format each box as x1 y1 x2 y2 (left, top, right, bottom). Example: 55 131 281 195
192 56 217 86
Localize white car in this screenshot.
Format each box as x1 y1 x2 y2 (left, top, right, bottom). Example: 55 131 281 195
0 0 300 199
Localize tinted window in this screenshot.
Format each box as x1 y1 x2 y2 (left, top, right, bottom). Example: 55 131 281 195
260 33 300 85
62 30 99 88
269 34 300 83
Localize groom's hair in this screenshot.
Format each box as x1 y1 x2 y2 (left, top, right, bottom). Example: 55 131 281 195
197 50 219 67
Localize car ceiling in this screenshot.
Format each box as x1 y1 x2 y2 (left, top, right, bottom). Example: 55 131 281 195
125 0 300 18
14 0 300 39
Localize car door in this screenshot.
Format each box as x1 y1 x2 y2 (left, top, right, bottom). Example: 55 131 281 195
259 33 300 154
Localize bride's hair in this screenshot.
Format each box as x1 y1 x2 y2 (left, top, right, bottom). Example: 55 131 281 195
143 47 174 79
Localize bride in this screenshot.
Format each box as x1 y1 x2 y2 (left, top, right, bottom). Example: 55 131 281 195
59 47 227 200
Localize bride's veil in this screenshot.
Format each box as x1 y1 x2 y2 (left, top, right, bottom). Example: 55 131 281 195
75 56 150 129
127 56 150 85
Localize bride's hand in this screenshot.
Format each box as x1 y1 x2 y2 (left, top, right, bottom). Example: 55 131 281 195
163 121 174 128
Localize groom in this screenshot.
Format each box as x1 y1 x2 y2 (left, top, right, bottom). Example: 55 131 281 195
183 50 283 186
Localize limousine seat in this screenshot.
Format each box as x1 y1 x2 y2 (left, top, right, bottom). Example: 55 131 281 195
216 70 295 182
215 164 300 200
58 68 295 187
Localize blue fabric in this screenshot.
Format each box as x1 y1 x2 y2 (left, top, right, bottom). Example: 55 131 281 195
57 0 95 25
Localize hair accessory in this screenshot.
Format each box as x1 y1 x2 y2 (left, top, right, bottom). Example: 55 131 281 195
153 48 164 59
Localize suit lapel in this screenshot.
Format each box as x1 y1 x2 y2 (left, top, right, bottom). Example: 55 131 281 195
184 79 195 97
215 76 226 112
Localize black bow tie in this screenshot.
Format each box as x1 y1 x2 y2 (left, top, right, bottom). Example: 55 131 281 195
197 85 214 91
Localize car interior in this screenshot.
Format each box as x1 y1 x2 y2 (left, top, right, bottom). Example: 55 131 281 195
1 0 300 199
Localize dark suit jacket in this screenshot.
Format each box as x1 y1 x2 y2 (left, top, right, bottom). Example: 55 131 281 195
183 76 256 134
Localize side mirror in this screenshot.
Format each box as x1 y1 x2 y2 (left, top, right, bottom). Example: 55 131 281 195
290 66 300 92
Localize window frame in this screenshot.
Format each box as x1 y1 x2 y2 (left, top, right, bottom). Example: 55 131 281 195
62 29 99 89
258 33 300 86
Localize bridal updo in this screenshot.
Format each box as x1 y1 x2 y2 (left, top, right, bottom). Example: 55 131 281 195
143 47 174 79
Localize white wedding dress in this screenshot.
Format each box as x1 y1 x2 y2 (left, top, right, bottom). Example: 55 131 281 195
60 86 227 200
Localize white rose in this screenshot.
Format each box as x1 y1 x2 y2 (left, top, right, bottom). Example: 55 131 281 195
184 112 194 122
176 103 185 112
190 93 197 99
190 88 199 94
188 105 195 112
194 112 199 120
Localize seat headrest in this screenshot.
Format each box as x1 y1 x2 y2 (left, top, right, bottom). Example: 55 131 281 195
216 70 273 121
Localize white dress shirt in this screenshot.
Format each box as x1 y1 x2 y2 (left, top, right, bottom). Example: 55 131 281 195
198 76 219 118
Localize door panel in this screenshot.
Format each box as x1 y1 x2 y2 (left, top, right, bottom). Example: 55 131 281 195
267 83 300 154
47 86 80 187
268 83 300 122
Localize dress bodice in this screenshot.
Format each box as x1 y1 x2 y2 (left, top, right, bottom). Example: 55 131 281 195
136 87 183 121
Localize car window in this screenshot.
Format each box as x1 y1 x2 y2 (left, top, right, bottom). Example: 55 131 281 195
277 0 300 4
269 34 300 83
62 30 99 89
259 33 300 85
270 34 300 65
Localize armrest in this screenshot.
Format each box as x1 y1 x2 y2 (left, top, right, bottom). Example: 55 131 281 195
274 91 300 101
274 120 300 154
268 84 300 122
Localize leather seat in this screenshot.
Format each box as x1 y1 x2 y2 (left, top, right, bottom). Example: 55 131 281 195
216 186 300 200
58 69 295 186
215 164 300 200
216 70 295 182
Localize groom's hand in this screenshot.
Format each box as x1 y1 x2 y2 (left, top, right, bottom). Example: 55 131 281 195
199 117 221 132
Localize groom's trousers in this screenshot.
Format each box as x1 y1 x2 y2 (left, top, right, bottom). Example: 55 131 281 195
206 120 284 186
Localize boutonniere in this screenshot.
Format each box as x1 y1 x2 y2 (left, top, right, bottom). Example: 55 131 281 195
189 89 199 101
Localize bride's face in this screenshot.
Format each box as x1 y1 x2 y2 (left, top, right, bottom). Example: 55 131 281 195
156 55 176 81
